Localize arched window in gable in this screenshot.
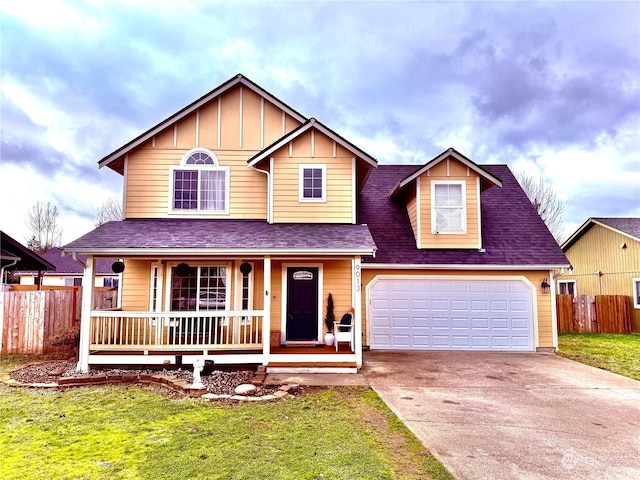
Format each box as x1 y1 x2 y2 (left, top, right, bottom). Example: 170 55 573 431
170 148 229 214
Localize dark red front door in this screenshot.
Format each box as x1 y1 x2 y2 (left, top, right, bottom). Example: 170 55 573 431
286 267 319 342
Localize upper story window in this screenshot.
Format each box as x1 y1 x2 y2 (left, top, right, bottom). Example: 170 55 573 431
170 148 229 214
299 164 326 202
558 279 577 297
431 180 466 234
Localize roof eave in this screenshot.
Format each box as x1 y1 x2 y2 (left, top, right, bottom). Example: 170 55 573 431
247 118 378 168
62 247 377 257
389 148 503 198
361 263 571 270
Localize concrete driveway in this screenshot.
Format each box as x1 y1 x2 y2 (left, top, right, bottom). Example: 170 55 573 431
362 351 640 480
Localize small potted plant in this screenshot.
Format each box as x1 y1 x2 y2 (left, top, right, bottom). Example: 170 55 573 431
324 293 336 346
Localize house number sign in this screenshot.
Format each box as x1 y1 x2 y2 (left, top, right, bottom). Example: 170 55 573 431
293 271 314 281
354 264 361 292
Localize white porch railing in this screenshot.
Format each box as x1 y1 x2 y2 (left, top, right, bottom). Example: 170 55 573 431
89 310 265 351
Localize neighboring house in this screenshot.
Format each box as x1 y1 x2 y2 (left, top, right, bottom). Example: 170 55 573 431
15 248 120 288
561 218 640 331
1 231 55 286
64 74 569 372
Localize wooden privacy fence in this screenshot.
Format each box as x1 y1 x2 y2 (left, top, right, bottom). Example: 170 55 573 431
556 294 632 333
1 288 118 355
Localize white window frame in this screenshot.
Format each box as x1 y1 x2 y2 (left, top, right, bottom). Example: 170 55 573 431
633 278 640 309
169 148 230 215
165 262 232 313
431 180 467 234
298 164 327 203
557 279 577 297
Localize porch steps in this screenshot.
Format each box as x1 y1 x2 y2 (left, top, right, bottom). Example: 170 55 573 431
266 363 357 374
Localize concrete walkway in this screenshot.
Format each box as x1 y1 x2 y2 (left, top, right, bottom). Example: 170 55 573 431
266 351 640 480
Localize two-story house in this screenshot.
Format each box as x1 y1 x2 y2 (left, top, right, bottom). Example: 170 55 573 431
64 74 569 372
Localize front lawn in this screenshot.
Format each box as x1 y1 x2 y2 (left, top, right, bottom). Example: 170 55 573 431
0 356 452 480
557 333 640 381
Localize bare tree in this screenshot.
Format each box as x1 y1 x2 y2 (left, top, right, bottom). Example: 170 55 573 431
92 197 123 227
26 201 63 253
514 170 566 244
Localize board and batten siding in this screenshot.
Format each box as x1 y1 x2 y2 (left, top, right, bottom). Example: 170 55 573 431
562 224 640 331
123 84 301 219
361 269 555 349
272 130 355 223
415 158 480 249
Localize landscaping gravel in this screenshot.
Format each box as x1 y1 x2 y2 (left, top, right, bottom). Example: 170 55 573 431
9 360 280 397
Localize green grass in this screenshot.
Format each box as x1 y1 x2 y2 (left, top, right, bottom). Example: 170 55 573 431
0 356 452 480
558 333 640 381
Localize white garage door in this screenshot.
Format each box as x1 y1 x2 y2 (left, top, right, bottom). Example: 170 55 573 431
369 278 534 351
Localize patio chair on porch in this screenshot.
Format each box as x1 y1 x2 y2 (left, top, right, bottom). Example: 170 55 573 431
334 312 354 352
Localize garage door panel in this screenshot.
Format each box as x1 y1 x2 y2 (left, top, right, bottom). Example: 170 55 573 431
370 278 533 351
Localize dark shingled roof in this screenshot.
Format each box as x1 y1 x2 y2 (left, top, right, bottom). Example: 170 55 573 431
592 218 640 240
16 248 117 275
358 164 569 267
64 220 377 254
1 231 55 272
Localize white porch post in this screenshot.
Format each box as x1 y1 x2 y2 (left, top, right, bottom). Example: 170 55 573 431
353 256 363 368
262 256 271 365
76 255 95 372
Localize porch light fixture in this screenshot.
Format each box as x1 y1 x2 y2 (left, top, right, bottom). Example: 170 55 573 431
541 277 550 294
111 261 125 274
176 262 191 277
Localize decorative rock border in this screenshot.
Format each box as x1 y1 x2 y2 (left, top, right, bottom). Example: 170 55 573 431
3 373 298 402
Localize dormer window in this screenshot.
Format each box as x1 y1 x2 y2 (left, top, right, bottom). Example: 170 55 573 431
169 148 229 214
431 180 466 234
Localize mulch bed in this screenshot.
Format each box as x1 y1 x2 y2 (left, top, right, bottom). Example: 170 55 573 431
8 360 286 398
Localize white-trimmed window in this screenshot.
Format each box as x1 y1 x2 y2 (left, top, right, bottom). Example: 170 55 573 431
431 180 466 234
169 265 229 312
299 164 326 202
633 278 640 309
558 279 577 297
170 148 229 214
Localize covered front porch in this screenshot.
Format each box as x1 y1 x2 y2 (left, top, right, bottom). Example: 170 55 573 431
75 253 365 372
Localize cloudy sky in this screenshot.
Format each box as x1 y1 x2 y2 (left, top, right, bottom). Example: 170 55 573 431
1 0 639 246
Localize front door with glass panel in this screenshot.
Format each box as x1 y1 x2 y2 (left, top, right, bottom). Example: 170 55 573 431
286 267 319 342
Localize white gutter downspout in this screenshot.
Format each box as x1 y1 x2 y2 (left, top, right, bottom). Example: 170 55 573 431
251 158 273 224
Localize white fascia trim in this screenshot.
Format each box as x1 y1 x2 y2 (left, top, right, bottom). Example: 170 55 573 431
63 247 377 257
361 263 572 270
416 176 421 249
352 158 356 224
389 148 502 197
248 119 377 168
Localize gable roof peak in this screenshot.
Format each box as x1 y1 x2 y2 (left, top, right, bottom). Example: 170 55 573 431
562 216 640 250
98 73 308 173
388 147 502 198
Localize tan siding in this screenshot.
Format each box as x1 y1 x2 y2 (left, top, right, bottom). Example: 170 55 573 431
271 130 353 223
176 113 196 149
198 101 218 148
122 83 323 220
322 260 354 321
241 88 262 150
264 101 284 146
121 260 151 311
417 158 480 249
406 184 418 244
562 225 640 330
361 269 554 348
154 128 174 148
220 88 240 149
